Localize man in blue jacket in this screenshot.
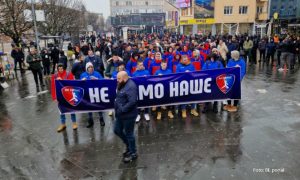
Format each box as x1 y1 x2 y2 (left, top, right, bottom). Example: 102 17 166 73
80 62 105 128
114 71 138 163
84 50 103 74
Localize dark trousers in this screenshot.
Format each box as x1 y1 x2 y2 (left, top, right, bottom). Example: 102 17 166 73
277 51 281 66
31 69 44 86
259 50 266 61
88 112 104 123
52 61 58 74
114 117 136 154
14 59 23 71
227 100 239 106
266 53 275 64
43 64 50 76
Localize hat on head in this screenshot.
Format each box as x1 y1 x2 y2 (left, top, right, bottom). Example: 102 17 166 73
85 62 93 71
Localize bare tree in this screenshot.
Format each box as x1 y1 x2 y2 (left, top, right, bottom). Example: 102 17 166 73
38 0 85 37
0 0 32 46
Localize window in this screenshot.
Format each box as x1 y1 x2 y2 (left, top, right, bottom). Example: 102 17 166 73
239 6 248 14
126 1 132 6
115 1 119 6
145 1 148 6
257 6 263 14
224 6 233 15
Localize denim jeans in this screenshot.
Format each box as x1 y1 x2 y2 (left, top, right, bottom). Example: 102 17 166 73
114 117 136 154
60 114 76 124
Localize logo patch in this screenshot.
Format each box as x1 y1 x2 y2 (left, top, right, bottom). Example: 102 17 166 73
216 74 235 94
61 86 84 106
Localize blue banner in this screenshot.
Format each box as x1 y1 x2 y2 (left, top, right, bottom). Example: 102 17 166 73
55 67 241 114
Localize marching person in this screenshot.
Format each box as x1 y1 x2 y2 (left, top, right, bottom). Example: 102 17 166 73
80 62 105 128
51 63 77 132
41 49 51 77
225 50 246 112
26 48 45 88
114 71 138 163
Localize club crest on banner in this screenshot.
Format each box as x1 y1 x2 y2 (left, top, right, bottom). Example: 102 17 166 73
61 86 84 106
216 74 235 94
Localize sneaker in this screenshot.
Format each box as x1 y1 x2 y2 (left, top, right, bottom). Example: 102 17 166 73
135 115 141 123
123 153 138 163
182 110 187 118
228 106 238 112
72 123 78 130
278 68 284 72
168 111 174 119
144 113 150 121
223 105 231 111
123 149 131 157
191 109 199 116
57 124 66 132
108 111 113 116
157 112 162 120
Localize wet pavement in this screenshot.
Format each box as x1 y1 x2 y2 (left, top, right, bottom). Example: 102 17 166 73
0 63 300 180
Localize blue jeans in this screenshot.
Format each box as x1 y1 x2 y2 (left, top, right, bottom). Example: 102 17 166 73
114 117 136 154
60 114 76 124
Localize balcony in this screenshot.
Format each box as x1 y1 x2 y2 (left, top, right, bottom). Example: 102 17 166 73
256 12 268 20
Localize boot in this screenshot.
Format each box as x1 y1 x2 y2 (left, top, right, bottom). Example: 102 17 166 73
86 119 94 128
168 111 174 119
191 109 199 116
144 113 150 121
157 112 162 120
57 124 66 132
152 107 157 111
108 111 113 116
228 106 238 112
72 123 78 130
135 115 141 123
223 105 231 111
182 110 187 118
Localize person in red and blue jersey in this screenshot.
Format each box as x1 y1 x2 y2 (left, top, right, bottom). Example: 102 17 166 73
132 61 150 123
190 49 204 71
176 53 199 118
171 53 181 73
126 52 140 76
225 50 246 112
80 62 106 128
143 51 155 70
163 47 175 70
202 53 224 113
181 45 192 58
149 52 163 75
155 60 174 120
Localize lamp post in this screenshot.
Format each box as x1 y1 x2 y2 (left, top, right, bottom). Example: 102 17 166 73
31 0 39 53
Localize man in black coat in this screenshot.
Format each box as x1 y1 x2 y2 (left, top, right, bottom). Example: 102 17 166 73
11 46 24 73
114 71 138 163
51 46 60 74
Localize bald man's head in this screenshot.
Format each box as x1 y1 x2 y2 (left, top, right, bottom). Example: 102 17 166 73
117 71 129 90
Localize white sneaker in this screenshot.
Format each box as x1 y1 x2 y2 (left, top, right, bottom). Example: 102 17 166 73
278 68 284 72
135 115 141 123
144 113 150 121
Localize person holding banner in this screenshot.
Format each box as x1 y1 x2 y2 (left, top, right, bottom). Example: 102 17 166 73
114 71 138 163
225 50 246 112
80 62 105 128
176 53 199 118
154 60 174 120
132 61 150 122
202 53 224 113
51 63 77 132
126 52 140 76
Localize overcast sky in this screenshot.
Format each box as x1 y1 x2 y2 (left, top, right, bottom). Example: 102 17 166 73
84 0 110 18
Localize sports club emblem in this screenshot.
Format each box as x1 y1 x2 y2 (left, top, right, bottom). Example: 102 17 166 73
216 74 235 94
61 86 84 106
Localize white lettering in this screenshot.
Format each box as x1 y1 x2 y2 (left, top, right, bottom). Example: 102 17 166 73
89 88 100 103
100 87 109 103
204 78 212 93
190 79 203 94
180 80 189 96
154 83 164 99
170 82 178 97
139 85 153 100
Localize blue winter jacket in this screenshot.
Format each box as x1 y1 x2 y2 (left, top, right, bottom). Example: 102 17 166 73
155 68 172 75
114 79 138 120
227 58 246 80
202 60 224 70
80 71 103 80
132 69 150 77
176 63 195 73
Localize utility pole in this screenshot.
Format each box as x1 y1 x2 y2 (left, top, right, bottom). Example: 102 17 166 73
31 0 40 53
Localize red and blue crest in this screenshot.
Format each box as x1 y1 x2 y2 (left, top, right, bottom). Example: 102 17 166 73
61 86 84 106
216 74 235 94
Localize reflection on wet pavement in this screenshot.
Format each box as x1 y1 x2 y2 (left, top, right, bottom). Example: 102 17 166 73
0 65 300 179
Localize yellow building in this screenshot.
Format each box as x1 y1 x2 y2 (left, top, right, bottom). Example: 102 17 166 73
214 0 269 35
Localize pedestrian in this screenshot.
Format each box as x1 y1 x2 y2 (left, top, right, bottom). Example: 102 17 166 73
71 54 85 80
26 48 45 88
51 46 60 74
225 50 246 112
114 71 138 163
80 62 105 128
51 63 77 132
243 37 253 64
266 39 276 65
258 39 266 62
11 45 24 73
41 49 51 77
